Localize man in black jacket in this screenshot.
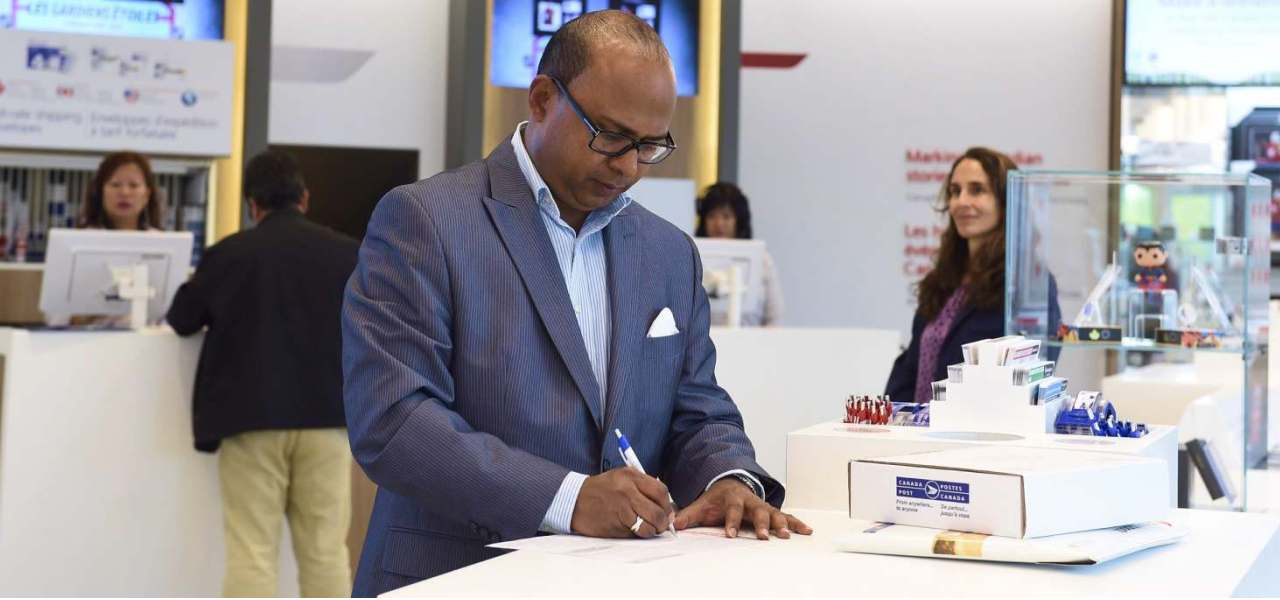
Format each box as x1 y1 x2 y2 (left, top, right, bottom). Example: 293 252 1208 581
168 150 358 597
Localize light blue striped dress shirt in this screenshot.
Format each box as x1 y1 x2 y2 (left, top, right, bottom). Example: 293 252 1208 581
513 125 763 535
513 126 624 534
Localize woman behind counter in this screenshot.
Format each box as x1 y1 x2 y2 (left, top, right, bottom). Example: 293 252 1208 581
885 147 1060 403
695 182 785 326
71 151 164 327
80 151 163 231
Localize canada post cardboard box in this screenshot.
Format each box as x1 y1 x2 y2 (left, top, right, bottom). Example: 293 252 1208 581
848 446 1169 538
784 421 1177 512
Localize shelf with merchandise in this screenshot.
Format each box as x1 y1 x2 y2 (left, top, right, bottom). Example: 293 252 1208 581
1005 169 1270 511
1042 339 1245 354
0 153 210 266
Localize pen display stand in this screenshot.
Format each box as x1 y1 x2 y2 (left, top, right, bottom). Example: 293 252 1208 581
1006 170 1271 510
930 362 1065 436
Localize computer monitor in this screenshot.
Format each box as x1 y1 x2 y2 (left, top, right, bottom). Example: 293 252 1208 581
39 228 193 328
693 238 765 327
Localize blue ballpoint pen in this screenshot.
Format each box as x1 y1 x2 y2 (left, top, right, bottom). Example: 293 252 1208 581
614 428 678 538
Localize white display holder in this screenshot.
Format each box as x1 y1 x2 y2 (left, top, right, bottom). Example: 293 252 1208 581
1127 288 1178 340
704 264 744 328
929 362 1065 436
107 263 156 331
725 264 743 329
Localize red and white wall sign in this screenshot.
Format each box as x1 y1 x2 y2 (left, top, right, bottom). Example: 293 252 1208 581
738 0 1111 337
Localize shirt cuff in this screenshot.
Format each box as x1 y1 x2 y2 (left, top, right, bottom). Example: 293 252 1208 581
706 469 765 499
539 471 588 534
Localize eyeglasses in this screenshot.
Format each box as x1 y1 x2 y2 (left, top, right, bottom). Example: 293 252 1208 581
550 77 677 165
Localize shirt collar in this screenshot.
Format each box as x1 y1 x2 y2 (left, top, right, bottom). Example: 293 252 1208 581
511 122 633 236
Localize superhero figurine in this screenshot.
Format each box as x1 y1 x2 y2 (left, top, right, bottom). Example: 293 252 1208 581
1132 241 1169 292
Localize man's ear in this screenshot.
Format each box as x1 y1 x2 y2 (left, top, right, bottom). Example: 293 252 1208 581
528 75 556 123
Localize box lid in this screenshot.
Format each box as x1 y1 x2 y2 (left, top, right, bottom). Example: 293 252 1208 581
857 445 1161 477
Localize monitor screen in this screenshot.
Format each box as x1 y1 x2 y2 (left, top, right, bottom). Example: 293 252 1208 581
1 0 224 41
39 229 193 326
491 0 699 96
1125 0 1280 86
66 249 177 320
693 238 765 326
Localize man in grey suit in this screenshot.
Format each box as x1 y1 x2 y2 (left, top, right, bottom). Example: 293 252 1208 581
342 10 810 595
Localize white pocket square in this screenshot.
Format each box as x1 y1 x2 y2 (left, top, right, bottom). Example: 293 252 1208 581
646 307 680 338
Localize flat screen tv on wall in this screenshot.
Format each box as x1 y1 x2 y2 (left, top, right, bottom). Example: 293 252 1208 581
1126 0 1280 86
491 0 699 96
1 0 224 41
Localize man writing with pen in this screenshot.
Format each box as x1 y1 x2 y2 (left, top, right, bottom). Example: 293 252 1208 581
341 9 810 596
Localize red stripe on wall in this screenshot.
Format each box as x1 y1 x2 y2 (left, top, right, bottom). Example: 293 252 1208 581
741 52 807 68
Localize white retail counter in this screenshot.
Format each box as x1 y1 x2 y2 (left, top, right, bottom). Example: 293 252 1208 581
708 327 901 481
1102 353 1263 509
0 325 897 595
382 508 1280 597
0 327 300 596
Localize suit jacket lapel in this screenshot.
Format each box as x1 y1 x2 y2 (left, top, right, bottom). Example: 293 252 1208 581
481 142 604 429
602 211 641 431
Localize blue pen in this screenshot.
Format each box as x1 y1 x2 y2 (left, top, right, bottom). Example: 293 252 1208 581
615 428 678 538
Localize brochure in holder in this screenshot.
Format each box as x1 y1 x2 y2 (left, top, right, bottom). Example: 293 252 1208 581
931 335 1066 436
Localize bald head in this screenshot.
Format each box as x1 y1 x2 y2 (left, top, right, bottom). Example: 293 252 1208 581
537 9 673 87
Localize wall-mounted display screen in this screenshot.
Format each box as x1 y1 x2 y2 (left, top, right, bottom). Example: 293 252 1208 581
1126 0 1280 86
1 0 224 41
491 0 699 96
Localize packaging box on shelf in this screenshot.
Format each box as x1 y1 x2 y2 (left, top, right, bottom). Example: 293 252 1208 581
785 421 1177 512
848 446 1170 538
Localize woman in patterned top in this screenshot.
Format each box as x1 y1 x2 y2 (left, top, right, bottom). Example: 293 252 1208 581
884 147 1059 402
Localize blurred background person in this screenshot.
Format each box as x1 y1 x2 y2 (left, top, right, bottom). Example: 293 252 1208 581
166 150 358 597
80 151 163 231
695 182 784 326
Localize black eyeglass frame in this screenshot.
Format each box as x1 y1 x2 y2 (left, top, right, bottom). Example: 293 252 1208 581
549 76 677 165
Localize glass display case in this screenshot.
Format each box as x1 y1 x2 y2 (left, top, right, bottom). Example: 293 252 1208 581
1006 170 1270 511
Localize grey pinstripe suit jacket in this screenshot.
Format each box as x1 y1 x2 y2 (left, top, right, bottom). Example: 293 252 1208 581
342 140 782 596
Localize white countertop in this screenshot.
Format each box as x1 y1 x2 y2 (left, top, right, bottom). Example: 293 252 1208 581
383 508 1280 597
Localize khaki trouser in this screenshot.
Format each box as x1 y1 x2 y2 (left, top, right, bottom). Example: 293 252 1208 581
218 428 352 597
